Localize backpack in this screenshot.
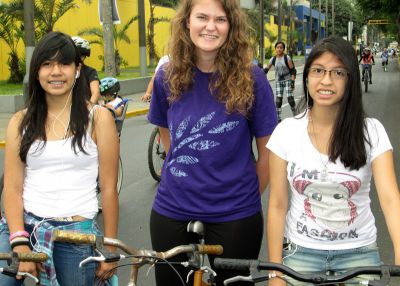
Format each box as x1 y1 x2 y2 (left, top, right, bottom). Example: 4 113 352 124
271 54 297 79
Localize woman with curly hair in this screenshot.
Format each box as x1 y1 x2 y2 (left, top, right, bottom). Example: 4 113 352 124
148 0 277 285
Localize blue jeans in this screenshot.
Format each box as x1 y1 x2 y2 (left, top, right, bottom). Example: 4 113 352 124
282 240 382 286
0 221 98 286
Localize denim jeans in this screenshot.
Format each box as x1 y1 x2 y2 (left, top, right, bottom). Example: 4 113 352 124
0 220 98 286
282 240 382 286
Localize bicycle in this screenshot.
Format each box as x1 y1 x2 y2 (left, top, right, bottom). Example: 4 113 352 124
53 220 223 286
97 97 131 211
147 126 166 182
214 258 400 285
0 251 48 284
362 63 372 93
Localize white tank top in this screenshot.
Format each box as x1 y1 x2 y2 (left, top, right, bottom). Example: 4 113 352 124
23 125 99 219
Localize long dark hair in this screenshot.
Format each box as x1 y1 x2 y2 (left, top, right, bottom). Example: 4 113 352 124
19 31 90 163
298 36 370 170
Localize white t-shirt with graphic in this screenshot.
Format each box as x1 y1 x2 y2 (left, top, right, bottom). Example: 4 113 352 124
267 115 392 250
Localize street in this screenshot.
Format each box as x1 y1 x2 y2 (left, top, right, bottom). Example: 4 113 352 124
1 59 400 285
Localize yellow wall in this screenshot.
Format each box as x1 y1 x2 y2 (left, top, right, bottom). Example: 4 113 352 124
0 0 175 80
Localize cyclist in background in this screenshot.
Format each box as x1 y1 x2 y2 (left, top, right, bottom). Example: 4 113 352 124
100 77 125 118
381 48 389 70
142 55 170 102
72 36 101 104
359 47 375 84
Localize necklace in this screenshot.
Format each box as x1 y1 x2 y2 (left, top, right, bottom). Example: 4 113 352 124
309 115 329 181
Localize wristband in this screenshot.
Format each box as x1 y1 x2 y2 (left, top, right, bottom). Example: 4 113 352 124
10 237 30 249
9 230 30 242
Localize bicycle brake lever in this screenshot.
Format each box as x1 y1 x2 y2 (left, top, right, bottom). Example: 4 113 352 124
223 275 253 285
17 272 39 284
79 254 105 267
186 269 194 283
201 266 217 277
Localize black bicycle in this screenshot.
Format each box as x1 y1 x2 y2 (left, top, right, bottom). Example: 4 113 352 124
214 258 400 285
147 126 166 182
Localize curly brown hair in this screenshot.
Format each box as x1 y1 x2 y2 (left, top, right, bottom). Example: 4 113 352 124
165 0 254 115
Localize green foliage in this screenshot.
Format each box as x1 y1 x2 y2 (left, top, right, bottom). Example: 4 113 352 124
79 16 138 74
0 2 24 83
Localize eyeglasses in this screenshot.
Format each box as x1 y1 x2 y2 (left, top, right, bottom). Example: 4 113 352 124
308 67 349 80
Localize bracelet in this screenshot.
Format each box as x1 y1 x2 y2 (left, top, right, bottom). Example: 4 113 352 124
10 237 30 249
9 230 30 242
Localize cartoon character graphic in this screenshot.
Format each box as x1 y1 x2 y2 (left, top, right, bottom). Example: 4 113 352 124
293 173 361 230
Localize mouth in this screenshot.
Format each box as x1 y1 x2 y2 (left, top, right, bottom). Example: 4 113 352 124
317 89 335 98
200 34 218 40
48 81 66 87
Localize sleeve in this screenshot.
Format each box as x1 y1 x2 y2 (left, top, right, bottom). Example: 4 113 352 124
249 66 278 138
266 120 290 161
367 118 393 161
268 57 274 65
87 67 100 83
147 70 170 128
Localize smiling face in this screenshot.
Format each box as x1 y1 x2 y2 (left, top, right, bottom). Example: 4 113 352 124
307 52 348 108
38 57 79 98
187 0 230 59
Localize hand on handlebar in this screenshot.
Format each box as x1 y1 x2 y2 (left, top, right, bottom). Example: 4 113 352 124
96 261 118 280
13 246 42 281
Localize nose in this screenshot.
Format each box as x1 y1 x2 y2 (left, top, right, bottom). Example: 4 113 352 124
50 63 62 75
320 70 334 84
205 19 216 31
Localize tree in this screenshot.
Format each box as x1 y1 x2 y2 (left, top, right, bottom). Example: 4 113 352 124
355 0 399 42
0 2 24 83
147 0 178 65
79 16 137 75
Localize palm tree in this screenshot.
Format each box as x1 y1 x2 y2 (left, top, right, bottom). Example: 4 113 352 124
79 16 138 75
147 0 177 65
0 2 24 83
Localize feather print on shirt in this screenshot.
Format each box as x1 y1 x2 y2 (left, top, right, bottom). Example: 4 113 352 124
168 112 239 177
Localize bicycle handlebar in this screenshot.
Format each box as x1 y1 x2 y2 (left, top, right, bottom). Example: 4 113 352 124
0 252 48 263
214 258 400 285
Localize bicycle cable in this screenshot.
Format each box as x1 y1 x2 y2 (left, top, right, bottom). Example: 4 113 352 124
95 254 186 286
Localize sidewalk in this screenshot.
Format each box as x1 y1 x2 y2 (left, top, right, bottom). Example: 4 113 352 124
0 59 304 148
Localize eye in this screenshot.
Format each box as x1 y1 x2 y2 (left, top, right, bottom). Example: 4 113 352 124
216 17 227 23
333 193 345 199
333 69 347 78
41 61 51 67
196 15 207 21
311 68 324 75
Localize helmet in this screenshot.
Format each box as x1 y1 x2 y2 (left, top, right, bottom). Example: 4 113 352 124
364 47 371 52
72 36 91 57
100 77 120 96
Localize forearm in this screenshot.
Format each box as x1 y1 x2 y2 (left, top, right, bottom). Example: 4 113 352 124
256 159 269 194
3 190 25 233
267 206 287 263
101 189 119 251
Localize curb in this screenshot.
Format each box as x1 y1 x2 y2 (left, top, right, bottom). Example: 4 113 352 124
0 108 150 149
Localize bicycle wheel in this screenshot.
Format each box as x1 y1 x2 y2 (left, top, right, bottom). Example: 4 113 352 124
148 127 166 182
97 156 123 211
364 71 368 93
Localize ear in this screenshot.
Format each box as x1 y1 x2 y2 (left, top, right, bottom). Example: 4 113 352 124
75 63 82 79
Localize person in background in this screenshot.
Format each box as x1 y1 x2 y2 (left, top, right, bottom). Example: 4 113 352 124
381 47 389 71
263 41 297 122
267 36 400 286
72 36 101 104
148 0 277 285
0 31 119 286
359 47 375 84
99 77 125 118
141 55 170 102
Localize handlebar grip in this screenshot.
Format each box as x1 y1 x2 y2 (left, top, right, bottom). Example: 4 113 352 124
53 230 96 245
0 252 48 262
197 245 223 255
214 258 256 270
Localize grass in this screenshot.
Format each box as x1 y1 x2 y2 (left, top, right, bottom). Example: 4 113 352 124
0 66 155 95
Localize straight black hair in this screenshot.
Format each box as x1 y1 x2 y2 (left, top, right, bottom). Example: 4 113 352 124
298 36 370 170
275 41 286 50
19 31 91 162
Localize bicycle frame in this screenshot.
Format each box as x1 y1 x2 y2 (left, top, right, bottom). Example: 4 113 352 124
214 258 400 286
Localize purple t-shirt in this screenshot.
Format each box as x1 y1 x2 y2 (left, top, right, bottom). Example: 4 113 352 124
148 66 277 222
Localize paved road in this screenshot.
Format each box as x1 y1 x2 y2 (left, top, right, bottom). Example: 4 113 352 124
1 59 400 285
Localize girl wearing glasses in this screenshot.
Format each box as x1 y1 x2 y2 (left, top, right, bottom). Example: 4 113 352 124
266 36 400 286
